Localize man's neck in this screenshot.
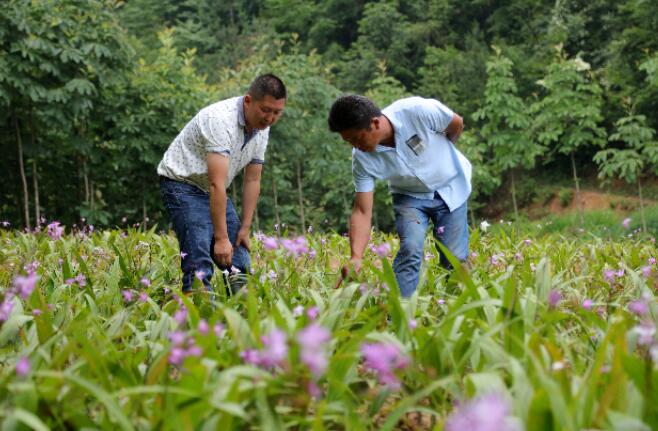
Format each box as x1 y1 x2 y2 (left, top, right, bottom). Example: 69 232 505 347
378 115 395 147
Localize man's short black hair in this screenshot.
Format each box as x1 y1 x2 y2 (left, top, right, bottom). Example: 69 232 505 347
328 95 382 132
248 74 287 100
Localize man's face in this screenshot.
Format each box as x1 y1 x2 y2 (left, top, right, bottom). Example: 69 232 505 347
244 94 286 130
339 126 379 153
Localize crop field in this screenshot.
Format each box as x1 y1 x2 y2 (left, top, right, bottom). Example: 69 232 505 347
0 222 657 430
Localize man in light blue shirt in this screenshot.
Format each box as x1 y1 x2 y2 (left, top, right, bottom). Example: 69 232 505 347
328 95 472 297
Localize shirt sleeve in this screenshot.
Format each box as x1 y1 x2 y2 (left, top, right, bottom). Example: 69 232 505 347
352 151 375 193
198 109 232 155
415 98 455 134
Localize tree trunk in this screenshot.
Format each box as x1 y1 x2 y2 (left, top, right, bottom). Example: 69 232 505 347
28 108 40 224
295 161 306 232
638 177 647 233
83 158 90 204
570 152 584 225
32 160 40 224
12 112 31 230
510 169 519 220
142 195 148 229
271 172 281 229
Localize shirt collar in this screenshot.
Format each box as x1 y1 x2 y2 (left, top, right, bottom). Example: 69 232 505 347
237 96 247 128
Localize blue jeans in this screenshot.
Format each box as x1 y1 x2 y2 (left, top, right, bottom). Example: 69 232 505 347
160 177 250 293
392 192 469 297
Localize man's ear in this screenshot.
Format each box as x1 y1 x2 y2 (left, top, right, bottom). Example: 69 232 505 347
244 94 252 107
371 117 380 131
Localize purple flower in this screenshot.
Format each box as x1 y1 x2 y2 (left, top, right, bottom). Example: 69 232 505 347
13 273 39 300
361 342 409 389
308 249 317 259
306 306 320 320
373 242 391 258
615 269 624 278
445 393 513 431
259 328 288 368
292 305 304 317
263 236 278 250
139 292 148 302
523 239 531 246
622 218 632 228
267 270 277 281
297 323 331 377
198 319 209 335
16 357 30 377
122 290 134 302
408 319 417 330
628 300 649 316
641 266 652 278
168 330 186 346
140 277 151 287
436 226 446 235
437 298 446 305
169 347 186 365
548 290 562 308
75 274 86 287
649 257 656 265
582 299 593 310
603 269 616 283
47 221 64 240
240 349 261 366
32 308 42 316
194 270 206 281
180 252 188 259
1 221 10 227
631 321 656 346
173 307 188 325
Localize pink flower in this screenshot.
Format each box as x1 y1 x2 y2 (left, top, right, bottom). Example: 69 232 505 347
16 357 30 377
649 257 656 265
198 319 209 335
139 292 148 302
603 269 616 283
263 236 278 250
213 323 224 337
408 319 417 330
240 349 261 366
293 305 304 317
169 331 186 346
297 323 331 377
195 270 205 281
548 290 562 308
631 321 656 346
444 393 512 431
13 273 39 300
47 221 64 240
582 299 593 310
32 308 42 316
641 266 652 278
140 277 151 287
259 328 288 368
622 218 632 228
373 242 391 258
436 226 445 235
174 308 188 325
169 347 186 365
361 342 409 390
628 300 649 316
180 252 188 259
306 306 320 320
523 239 532 246
122 290 134 302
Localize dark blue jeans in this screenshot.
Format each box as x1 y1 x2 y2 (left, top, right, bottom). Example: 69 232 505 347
392 192 469 297
160 177 250 293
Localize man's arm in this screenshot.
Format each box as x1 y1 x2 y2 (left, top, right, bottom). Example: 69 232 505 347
444 113 464 143
345 191 374 275
236 163 263 251
207 152 233 267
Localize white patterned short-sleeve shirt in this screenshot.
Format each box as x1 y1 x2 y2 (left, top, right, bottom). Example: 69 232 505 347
157 96 269 192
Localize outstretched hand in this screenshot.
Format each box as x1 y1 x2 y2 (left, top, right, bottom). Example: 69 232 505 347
335 258 363 289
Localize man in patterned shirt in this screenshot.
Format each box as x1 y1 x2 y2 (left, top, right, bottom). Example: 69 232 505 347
158 74 286 294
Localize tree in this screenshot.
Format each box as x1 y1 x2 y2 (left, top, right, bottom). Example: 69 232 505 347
531 46 606 224
594 109 658 232
473 47 541 219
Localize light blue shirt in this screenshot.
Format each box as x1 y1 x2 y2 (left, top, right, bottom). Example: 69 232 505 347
352 97 472 212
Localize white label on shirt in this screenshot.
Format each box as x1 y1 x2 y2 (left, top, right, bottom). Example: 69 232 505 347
405 134 426 155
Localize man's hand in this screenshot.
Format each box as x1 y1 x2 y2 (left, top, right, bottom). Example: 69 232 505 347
235 227 251 252
336 258 363 288
214 237 233 267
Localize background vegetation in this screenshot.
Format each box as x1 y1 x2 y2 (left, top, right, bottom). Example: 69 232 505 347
2 0 658 233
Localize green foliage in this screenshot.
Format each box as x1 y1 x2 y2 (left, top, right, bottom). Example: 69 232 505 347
1 224 658 428
558 188 574 207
